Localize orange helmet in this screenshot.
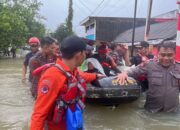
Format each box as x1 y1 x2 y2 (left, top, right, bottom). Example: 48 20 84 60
28 37 40 45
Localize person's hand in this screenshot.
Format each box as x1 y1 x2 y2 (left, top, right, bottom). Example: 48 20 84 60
96 74 106 79
119 44 129 55
116 72 128 85
119 44 128 51
139 56 150 66
22 77 26 83
122 44 128 50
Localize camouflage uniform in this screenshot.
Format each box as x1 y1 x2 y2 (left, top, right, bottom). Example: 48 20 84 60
29 52 56 98
127 61 180 113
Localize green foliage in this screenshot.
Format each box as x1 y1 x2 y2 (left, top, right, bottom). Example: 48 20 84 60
53 23 74 42
53 0 74 42
0 5 27 49
0 0 46 50
66 0 73 34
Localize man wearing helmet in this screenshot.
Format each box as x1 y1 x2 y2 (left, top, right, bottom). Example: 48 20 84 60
22 37 40 82
29 36 58 98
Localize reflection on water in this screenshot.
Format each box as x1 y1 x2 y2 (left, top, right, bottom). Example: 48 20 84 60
85 100 180 130
0 58 180 130
0 58 33 130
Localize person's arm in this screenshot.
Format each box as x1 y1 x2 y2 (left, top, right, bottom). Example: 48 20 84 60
117 63 149 85
30 73 66 130
110 58 121 73
79 71 96 82
22 64 27 82
121 45 131 66
105 55 117 69
22 54 29 82
79 71 106 83
127 63 148 77
123 50 131 66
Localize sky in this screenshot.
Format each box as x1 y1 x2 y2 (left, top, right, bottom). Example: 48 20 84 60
39 0 177 36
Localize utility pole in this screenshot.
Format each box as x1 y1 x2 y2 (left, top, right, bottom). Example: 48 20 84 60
131 0 138 56
144 0 153 41
176 0 180 63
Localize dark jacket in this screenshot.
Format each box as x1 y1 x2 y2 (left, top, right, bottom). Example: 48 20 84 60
127 61 180 113
131 54 154 66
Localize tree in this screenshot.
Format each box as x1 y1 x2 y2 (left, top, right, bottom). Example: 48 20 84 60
53 0 74 42
53 23 72 42
0 5 28 49
9 0 46 38
27 21 46 38
66 0 73 34
0 0 46 51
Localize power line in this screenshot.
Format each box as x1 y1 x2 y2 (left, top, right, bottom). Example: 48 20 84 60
79 0 92 13
89 0 105 16
96 0 111 15
73 1 89 18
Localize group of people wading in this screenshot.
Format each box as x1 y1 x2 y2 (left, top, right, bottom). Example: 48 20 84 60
22 35 180 130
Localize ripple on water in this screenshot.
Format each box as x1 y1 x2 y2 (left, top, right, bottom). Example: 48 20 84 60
0 59 33 130
1 58 180 130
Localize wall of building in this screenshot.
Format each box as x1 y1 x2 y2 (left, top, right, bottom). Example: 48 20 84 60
83 20 96 40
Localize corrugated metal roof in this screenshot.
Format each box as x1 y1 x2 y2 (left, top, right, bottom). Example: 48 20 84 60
80 16 146 26
113 20 177 43
95 18 148 42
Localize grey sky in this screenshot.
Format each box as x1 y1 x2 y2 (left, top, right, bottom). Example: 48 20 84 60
39 0 177 36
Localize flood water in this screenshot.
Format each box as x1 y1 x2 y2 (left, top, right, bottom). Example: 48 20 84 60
0 58 180 130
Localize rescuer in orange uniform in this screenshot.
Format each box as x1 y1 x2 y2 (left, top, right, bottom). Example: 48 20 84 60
30 35 104 130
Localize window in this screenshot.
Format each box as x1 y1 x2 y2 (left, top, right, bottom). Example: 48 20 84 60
90 24 95 29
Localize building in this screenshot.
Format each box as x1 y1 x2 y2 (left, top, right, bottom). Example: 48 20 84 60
80 17 150 42
80 10 177 56
113 20 177 45
113 10 177 45
80 10 177 44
